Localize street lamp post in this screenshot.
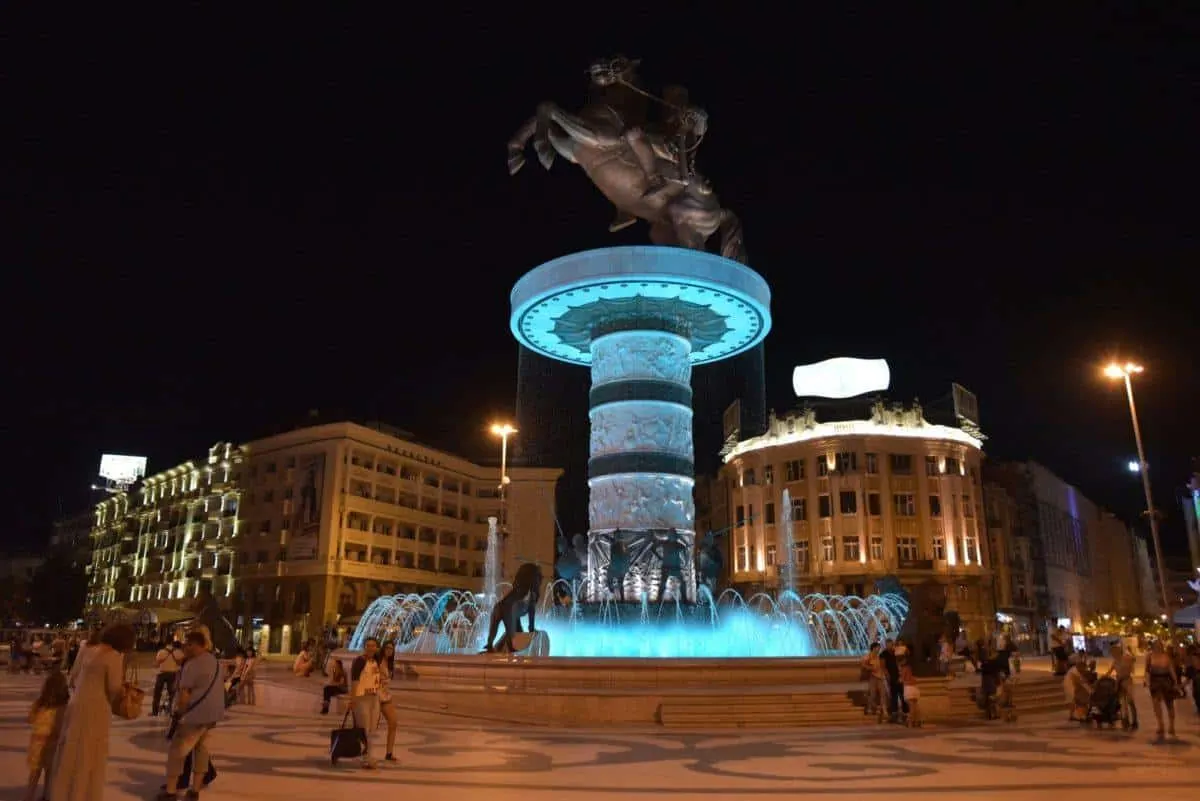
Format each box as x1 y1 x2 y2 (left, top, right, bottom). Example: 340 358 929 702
489 423 517 533
1104 362 1174 636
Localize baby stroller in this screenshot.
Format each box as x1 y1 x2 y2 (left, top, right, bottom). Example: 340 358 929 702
989 676 1017 722
1088 676 1121 728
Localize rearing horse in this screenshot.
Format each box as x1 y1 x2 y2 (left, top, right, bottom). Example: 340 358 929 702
507 57 746 263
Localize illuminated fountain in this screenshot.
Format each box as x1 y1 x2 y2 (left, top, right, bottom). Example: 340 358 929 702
346 248 910 659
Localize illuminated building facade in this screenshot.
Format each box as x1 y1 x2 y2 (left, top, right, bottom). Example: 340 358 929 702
231 421 561 655
722 400 995 637
85 422 562 654
985 461 1148 649
87 442 246 615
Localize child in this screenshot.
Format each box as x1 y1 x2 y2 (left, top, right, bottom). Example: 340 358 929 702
27 670 69 801
900 661 921 727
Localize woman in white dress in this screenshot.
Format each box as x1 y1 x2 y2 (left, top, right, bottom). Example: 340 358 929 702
49 623 136 801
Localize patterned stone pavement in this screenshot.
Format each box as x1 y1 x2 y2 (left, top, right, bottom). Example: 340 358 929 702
0 673 1195 801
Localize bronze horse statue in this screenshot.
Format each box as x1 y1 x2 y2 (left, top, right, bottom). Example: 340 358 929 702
508 56 746 263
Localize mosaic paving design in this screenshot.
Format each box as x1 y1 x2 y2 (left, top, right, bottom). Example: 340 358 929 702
0 674 1195 800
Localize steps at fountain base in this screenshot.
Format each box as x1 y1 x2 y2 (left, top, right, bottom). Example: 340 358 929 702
659 692 866 728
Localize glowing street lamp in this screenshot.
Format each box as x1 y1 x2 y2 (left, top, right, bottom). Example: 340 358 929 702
489 423 517 532
1104 361 1173 635
1127 460 1141 473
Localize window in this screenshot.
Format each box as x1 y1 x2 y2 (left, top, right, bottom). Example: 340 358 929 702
766 544 777 566
763 464 774 485
794 541 810 570
945 457 961 475
748 504 755 526
890 454 913 474
893 493 916 517
736 505 745 527
964 536 979 564
897 537 919 561
962 494 974 517
743 468 756 486
835 451 857 472
765 502 776 525
263 489 274 503
870 536 884 560
791 497 807 521
929 494 942 517
266 462 277 474
738 547 749 571
865 453 879 474
839 490 857 515
821 537 835 562
785 459 804 481
817 455 830 477
925 455 938 476
842 536 860 562
933 536 946 561
867 492 881 516
818 494 832 518
749 545 757 569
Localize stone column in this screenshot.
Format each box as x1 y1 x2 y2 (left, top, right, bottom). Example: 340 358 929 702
587 329 697 603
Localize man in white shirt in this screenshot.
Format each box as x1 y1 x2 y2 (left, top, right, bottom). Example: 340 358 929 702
152 639 185 717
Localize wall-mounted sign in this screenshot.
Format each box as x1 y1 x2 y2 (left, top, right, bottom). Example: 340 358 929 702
792 358 890 399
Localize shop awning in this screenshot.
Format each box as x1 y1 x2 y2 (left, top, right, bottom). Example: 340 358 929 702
136 607 194 626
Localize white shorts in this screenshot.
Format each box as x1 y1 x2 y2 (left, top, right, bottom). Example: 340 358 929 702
903 686 921 701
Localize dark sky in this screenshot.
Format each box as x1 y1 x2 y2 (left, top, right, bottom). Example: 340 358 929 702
3 7 1196 554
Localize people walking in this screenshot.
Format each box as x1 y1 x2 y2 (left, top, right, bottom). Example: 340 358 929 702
377 642 400 762
157 631 225 800
350 638 381 769
48 623 136 801
1144 639 1183 740
152 639 185 717
26 670 69 801
1104 641 1138 730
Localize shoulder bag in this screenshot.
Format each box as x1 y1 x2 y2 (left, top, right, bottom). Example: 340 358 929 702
166 659 222 740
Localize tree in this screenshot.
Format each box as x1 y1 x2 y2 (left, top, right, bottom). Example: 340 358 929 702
27 552 88 626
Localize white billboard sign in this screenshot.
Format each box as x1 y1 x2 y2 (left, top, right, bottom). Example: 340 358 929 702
792 358 890 399
99 454 148 485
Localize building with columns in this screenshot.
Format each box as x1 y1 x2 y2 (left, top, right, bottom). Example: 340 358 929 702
721 400 995 637
230 421 561 654
85 422 561 656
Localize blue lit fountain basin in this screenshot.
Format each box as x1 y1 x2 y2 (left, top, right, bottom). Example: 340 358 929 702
334 586 907 725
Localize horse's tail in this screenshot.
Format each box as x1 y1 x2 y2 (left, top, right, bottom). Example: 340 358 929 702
507 116 537 175
719 208 747 263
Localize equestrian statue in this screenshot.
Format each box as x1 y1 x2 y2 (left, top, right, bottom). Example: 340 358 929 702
483 562 542 653
508 55 746 263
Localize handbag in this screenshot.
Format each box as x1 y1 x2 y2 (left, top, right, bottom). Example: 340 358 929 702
112 684 146 720
166 660 222 740
329 706 368 765
112 657 146 720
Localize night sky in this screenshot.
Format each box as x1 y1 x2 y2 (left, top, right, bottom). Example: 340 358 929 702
4 8 1196 554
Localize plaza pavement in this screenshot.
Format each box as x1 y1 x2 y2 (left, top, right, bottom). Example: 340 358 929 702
0 665 1195 801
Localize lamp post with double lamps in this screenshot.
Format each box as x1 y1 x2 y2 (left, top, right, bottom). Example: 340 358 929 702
1104 361 1174 636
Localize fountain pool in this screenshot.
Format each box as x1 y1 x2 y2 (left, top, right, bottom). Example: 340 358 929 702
349 582 907 658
